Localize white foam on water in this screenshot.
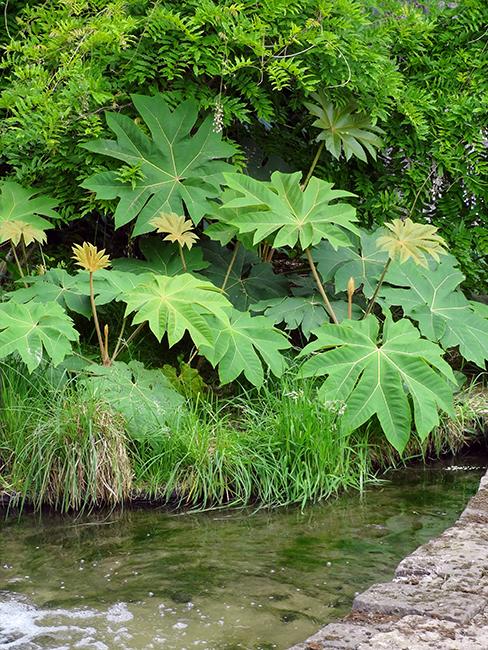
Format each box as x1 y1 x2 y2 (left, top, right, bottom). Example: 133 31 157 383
0 597 128 649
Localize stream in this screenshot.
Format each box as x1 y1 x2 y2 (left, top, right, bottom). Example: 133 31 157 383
0 461 484 649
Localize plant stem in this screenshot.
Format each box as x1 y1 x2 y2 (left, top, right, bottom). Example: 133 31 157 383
302 141 324 190
347 294 352 320
112 321 146 360
10 243 27 287
111 317 127 362
364 258 391 317
222 241 240 292
305 247 338 324
178 243 187 272
89 271 106 363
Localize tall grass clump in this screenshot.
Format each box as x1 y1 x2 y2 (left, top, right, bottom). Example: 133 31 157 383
132 371 375 510
0 362 132 512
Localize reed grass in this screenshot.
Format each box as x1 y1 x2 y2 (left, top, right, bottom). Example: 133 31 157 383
1 360 486 513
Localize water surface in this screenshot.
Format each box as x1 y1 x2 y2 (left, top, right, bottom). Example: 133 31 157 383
0 462 483 649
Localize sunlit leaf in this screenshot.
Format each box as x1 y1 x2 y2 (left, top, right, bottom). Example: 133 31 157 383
380 256 488 366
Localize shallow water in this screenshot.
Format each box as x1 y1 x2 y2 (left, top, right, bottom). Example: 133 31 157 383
0 462 484 650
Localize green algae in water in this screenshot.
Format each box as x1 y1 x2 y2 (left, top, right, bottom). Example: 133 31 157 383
0 465 483 649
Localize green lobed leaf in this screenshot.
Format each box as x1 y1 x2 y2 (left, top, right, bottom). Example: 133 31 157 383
81 94 236 236
200 310 290 387
223 171 358 250
121 272 232 347
313 229 389 298
305 95 384 162
0 301 78 372
0 181 60 230
82 360 184 439
380 256 488 367
299 316 455 452
6 268 92 317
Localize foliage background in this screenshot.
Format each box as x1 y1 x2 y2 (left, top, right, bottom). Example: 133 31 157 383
0 0 486 289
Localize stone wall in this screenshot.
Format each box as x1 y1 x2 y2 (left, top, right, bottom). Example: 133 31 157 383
290 471 488 650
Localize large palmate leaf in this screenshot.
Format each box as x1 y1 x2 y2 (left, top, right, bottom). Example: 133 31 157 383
300 316 455 452
82 360 184 439
0 301 78 372
121 273 232 347
90 269 144 305
200 310 290 387
201 241 288 310
313 230 389 298
81 94 236 236
111 237 208 276
6 269 91 317
304 94 384 162
204 189 256 249
380 256 488 367
0 181 60 230
252 295 361 337
223 171 358 249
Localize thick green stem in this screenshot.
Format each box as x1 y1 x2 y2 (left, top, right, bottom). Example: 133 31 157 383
305 247 338 324
178 243 187 272
364 258 391 317
10 243 27 287
221 241 240 292
302 141 324 190
89 271 106 363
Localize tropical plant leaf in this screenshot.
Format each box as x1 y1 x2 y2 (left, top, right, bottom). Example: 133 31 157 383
304 94 384 162
222 171 358 249
204 190 256 249
252 296 329 338
6 268 92 317
90 269 144 305
0 181 60 230
200 310 290 387
252 295 361 337
201 241 288 310
112 237 208 276
81 95 236 236
380 256 488 367
121 273 232 347
313 230 388 298
299 316 455 452
0 301 78 372
82 360 184 439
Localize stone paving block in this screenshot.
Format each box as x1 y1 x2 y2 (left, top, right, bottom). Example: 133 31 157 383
356 614 488 650
352 580 485 624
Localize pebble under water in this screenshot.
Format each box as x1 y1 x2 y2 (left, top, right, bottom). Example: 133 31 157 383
0 461 484 650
